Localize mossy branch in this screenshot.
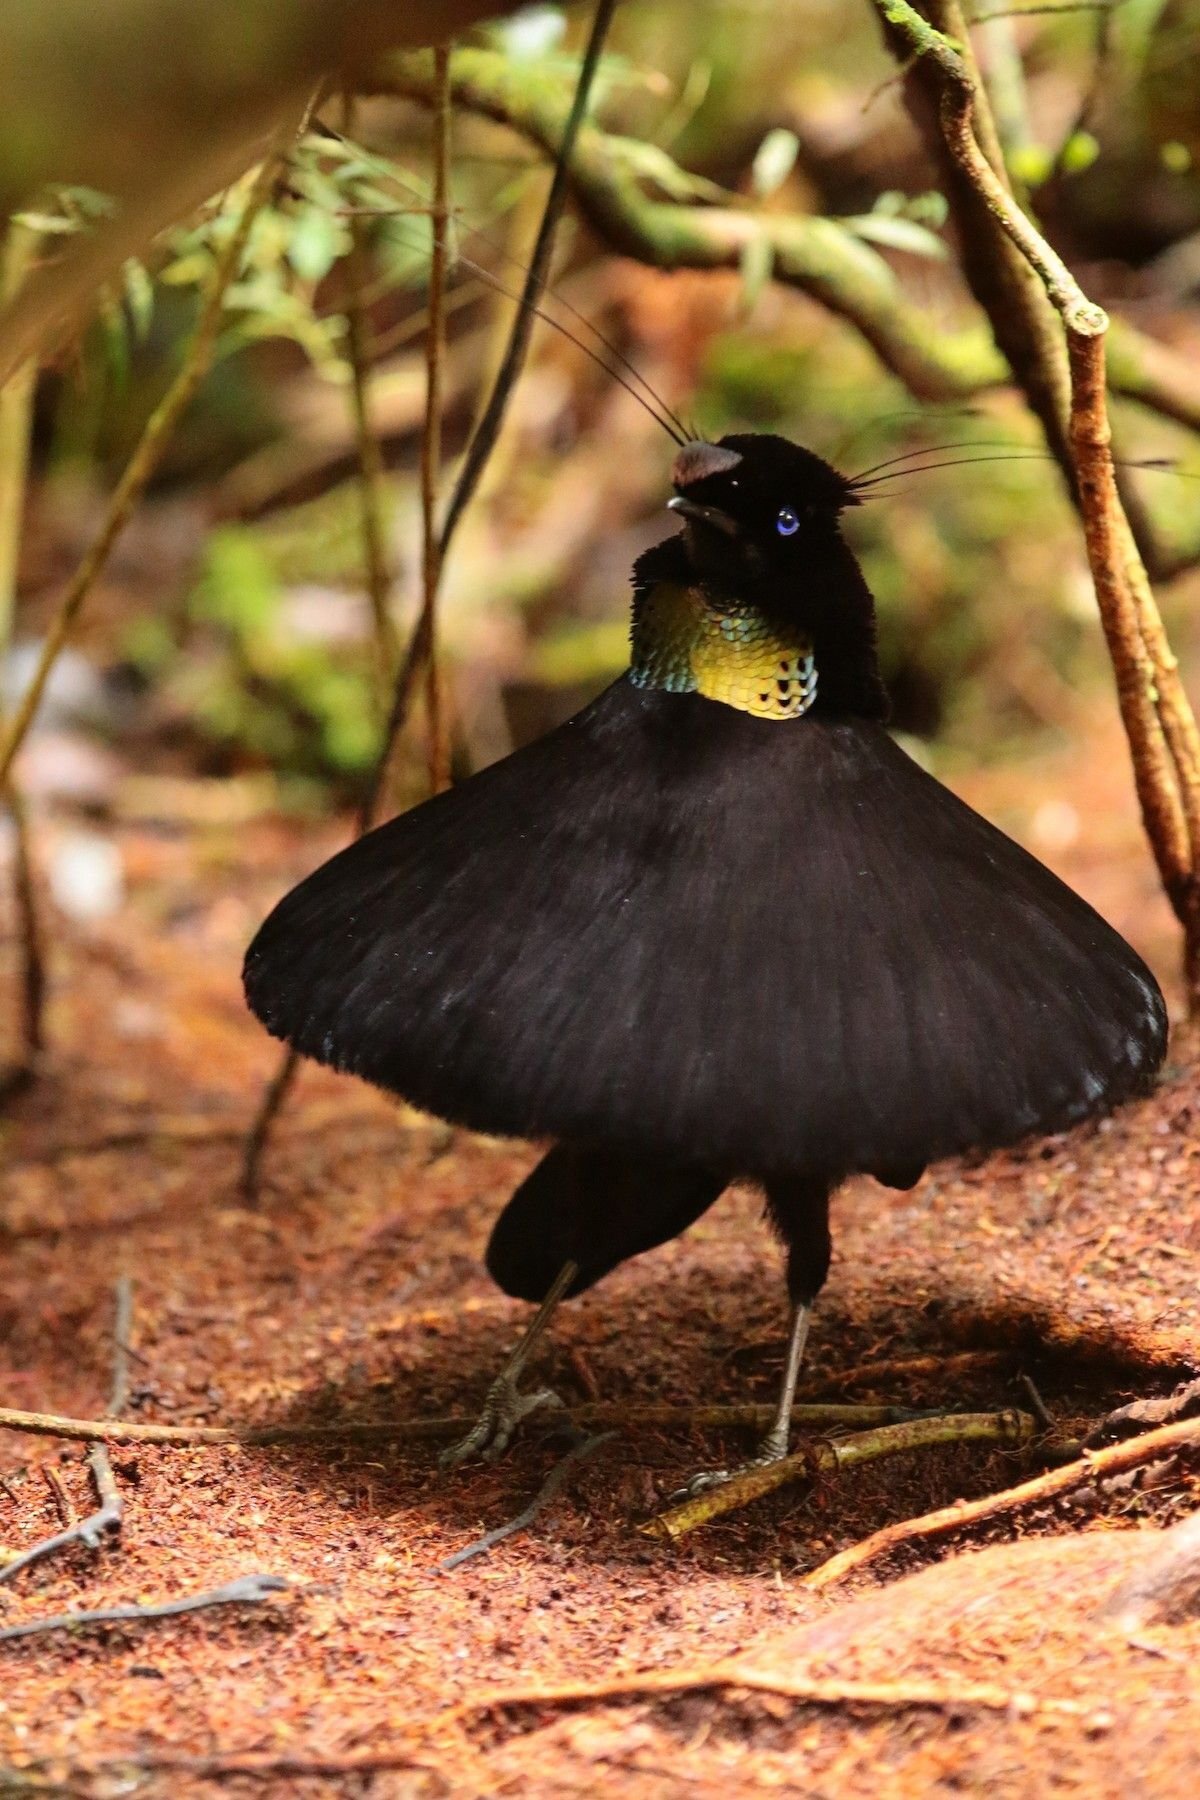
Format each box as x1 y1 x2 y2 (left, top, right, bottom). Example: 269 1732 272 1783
378 46 1200 441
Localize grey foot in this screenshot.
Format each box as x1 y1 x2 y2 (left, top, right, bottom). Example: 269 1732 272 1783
671 1427 791 1501
439 1373 565 1469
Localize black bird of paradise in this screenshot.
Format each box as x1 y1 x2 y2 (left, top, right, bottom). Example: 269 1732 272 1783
243 424 1167 1485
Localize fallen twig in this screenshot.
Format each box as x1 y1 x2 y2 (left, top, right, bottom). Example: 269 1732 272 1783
0 1572 288 1645
40 1467 74 1530
0 1277 132 1586
0 1484 123 1589
646 1409 1035 1543
804 1411 1200 1591
0 1398 928 1450
439 1429 615 1571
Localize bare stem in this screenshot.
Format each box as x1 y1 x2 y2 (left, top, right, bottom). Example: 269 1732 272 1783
238 1043 300 1200
421 44 453 798
0 221 45 1084
342 91 400 705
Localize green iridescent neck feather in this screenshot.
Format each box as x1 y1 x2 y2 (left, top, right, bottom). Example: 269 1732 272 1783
629 580 818 722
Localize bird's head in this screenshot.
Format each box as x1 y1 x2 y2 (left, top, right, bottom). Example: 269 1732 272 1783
629 431 885 720
667 433 858 591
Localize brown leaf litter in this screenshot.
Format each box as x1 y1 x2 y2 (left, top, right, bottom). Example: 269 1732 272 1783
0 715 1197 1796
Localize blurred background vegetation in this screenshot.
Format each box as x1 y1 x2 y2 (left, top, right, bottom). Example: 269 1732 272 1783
1 0 1199 1073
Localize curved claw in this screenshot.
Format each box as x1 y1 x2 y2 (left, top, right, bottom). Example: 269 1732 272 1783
668 1466 731 1504
439 1376 565 1470
670 1430 792 1505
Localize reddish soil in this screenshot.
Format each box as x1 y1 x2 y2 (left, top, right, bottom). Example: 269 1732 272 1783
0 709 1198 1796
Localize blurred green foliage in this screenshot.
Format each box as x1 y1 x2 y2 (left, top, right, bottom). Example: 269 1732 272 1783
6 0 1200 795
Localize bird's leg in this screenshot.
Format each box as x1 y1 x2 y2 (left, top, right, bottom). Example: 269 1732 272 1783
440 1259 578 1468
677 1299 816 1496
677 1175 832 1496
754 1300 811 1463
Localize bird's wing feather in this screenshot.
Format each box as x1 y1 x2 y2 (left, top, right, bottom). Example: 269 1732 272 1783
244 679 1166 1174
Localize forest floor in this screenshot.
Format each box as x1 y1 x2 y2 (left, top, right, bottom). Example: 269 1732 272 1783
1 708 1199 1797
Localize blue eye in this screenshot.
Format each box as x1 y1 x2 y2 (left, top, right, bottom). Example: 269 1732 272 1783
776 507 801 537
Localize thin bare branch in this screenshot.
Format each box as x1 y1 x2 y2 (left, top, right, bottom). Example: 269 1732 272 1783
438 1429 616 1571
238 1044 301 1200
420 43 453 799
379 47 1200 440
0 221 45 1085
879 0 1200 1000
438 0 620 553
342 90 401 704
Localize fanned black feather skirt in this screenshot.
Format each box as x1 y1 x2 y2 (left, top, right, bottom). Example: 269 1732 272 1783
244 678 1166 1179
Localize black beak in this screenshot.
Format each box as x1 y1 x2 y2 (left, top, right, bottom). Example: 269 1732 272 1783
667 495 740 537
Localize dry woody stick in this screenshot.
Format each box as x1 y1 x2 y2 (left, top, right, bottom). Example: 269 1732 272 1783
646 1408 1035 1542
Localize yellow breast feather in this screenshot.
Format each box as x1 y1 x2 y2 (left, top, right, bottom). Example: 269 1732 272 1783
630 581 817 721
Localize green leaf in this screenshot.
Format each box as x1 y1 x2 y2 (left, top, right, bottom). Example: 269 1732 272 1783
907 190 948 228
843 213 948 260
96 286 130 388
752 128 800 199
123 258 155 340
286 206 345 282
12 210 80 235
192 527 280 635
612 137 728 203
1008 143 1053 188
159 251 212 287
1060 131 1099 177
738 230 774 314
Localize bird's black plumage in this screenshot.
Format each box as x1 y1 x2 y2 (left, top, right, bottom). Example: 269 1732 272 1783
486 1147 725 1301
244 430 1167 1404
244 676 1164 1175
